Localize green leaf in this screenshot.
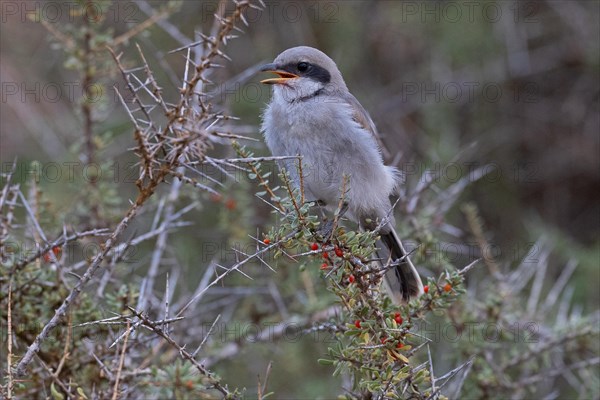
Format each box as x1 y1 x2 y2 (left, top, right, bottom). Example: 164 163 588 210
51 383 65 400
76 387 89 399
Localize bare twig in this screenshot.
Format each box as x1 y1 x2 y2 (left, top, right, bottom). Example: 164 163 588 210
111 321 131 400
6 279 13 399
257 361 273 400
15 201 143 376
128 307 234 398
10 228 111 274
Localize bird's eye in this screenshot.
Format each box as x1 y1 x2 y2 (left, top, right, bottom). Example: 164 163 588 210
297 62 309 72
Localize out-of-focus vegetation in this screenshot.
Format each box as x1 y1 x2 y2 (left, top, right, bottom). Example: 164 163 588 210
1 1 598 399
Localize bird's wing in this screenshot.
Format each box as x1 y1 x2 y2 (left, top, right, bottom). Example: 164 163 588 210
342 92 390 158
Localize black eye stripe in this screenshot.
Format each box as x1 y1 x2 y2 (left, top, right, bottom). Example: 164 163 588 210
306 64 331 84
279 62 331 84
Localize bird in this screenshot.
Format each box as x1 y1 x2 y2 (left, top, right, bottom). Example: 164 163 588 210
259 46 423 303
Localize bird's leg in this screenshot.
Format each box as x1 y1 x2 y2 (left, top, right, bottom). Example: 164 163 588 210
317 202 349 242
313 200 328 219
336 202 349 218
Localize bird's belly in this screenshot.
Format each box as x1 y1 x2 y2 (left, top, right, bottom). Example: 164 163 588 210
277 137 341 204
264 101 393 216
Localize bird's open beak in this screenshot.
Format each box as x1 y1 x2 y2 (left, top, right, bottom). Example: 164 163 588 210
259 63 298 85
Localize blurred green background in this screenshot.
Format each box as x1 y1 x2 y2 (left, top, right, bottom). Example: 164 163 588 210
1 1 598 398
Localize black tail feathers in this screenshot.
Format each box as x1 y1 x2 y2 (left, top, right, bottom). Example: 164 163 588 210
378 228 423 303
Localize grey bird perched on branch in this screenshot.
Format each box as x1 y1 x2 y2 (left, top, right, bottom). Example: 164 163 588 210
259 46 423 303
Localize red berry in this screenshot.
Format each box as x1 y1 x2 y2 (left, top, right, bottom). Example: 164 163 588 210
334 247 343 257
323 252 329 259
263 238 271 245
43 247 61 262
225 198 236 210
444 283 452 292
348 274 355 284
354 320 361 329
310 243 319 251
396 342 404 349
320 263 329 270
394 312 403 324
423 285 429 294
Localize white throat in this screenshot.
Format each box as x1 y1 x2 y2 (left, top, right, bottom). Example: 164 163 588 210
272 78 325 103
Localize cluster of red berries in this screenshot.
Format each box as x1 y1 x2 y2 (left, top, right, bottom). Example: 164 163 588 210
310 243 328 269
42 246 62 262
380 337 404 349
312 243 344 256
393 312 403 324
353 313 406 349
210 193 236 210
422 283 452 294
306 243 348 271
353 312 404 328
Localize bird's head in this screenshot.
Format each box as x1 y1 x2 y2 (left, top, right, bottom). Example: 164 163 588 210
259 46 348 102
